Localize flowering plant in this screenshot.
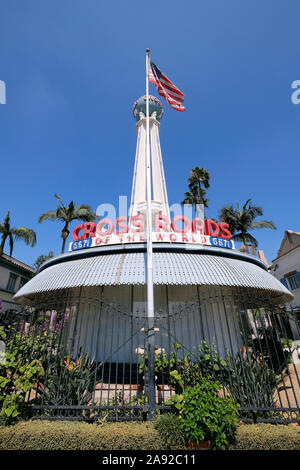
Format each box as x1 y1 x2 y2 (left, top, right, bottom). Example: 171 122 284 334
0 327 44 424
41 347 95 407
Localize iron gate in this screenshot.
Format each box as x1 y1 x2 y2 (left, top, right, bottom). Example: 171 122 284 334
0 287 299 423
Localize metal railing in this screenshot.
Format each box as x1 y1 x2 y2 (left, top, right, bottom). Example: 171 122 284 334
1 286 299 423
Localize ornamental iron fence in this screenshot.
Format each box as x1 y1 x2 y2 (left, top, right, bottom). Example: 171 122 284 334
1 286 300 423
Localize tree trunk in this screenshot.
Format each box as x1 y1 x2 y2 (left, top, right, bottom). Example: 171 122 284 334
196 181 203 219
61 223 70 254
9 238 14 257
0 235 6 256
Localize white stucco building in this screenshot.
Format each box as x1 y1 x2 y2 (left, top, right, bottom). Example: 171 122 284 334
0 254 35 310
270 230 300 338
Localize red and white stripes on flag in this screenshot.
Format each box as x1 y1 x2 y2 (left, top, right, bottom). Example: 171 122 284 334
148 60 185 112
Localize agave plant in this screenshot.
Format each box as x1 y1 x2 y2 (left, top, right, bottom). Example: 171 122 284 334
40 347 95 407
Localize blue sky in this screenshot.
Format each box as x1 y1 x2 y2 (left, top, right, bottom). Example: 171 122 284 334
0 0 299 267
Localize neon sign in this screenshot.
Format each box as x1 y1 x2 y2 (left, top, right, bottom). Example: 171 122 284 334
69 215 234 252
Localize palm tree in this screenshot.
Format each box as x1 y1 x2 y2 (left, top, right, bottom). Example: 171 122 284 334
219 199 276 248
189 167 210 197
182 167 210 216
38 195 98 254
0 211 36 257
33 251 54 273
182 183 209 217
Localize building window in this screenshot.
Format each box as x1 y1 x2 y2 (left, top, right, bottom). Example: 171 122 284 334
6 273 18 292
19 277 27 289
287 274 300 291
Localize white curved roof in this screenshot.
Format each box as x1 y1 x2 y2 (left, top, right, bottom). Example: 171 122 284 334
14 245 293 303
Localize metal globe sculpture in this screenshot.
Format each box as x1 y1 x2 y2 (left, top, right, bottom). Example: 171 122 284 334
133 95 163 121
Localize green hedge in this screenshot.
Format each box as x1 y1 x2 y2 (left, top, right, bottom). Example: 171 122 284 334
230 424 300 450
0 421 299 450
0 420 168 451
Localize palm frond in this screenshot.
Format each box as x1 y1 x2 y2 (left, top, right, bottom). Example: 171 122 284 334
2 212 11 233
38 211 57 223
218 205 238 234
230 233 244 243
12 227 37 247
189 167 210 188
200 198 209 209
251 220 276 230
231 232 258 246
247 205 263 220
242 198 252 211
72 206 98 221
68 200 75 213
56 206 69 221
55 194 66 209
181 191 194 206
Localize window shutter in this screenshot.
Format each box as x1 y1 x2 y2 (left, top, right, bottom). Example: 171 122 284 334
280 277 288 288
296 271 300 285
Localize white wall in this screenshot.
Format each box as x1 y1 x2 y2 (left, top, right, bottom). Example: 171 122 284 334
0 262 32 310
271 246 300 309
0 265 11 292
67 285 243 363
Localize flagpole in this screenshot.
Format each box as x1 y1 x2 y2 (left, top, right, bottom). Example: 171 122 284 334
145 48 156 419
145 49 154 320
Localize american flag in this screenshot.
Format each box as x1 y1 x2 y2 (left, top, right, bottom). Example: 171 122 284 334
148 60 185 112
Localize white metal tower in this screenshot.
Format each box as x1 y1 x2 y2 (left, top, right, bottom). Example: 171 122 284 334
130 95 170 226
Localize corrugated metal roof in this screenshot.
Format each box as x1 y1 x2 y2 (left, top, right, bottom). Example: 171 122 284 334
14 250 293 302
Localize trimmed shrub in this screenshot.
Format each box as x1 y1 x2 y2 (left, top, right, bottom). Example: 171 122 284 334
0 420 168 450
230 424 300 450
0 421 299 450
154 414 185 449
